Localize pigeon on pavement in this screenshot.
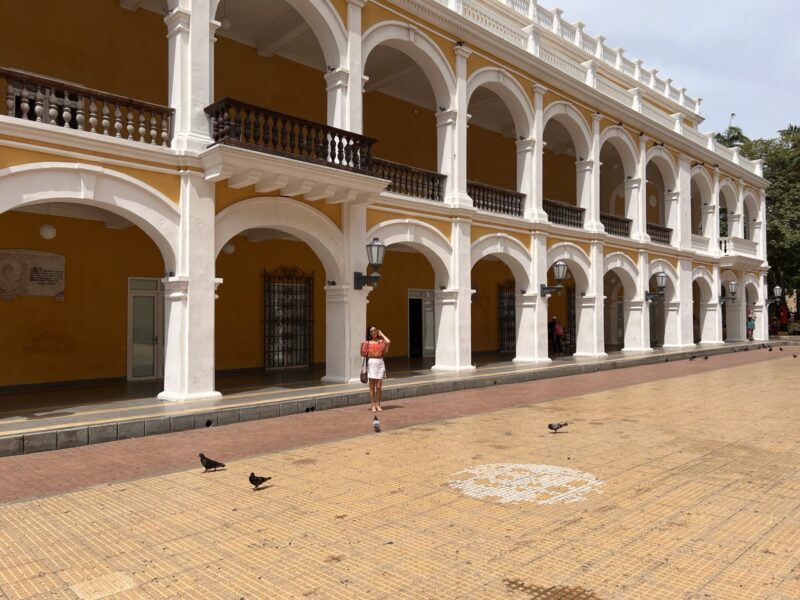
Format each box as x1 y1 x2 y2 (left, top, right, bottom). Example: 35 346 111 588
703 356 709 361
780 347 784 352
689 356 696 361
199 453 225 472
373 416 381 433
249 472 271 490
769 347 773 352
548 422 568 434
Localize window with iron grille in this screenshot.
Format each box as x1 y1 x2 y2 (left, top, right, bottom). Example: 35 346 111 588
498 281 516 352
264 267 314 368
564 287 577 355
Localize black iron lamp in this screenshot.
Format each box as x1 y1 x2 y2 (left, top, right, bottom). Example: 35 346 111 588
354 237 386 289
719 279 738 304
766 284 783 305
540 260 568 297
645 271 668 301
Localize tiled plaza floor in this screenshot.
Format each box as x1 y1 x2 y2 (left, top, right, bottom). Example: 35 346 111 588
0 351 799 599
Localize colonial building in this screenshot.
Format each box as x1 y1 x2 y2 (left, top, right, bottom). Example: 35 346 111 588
0 0 768 402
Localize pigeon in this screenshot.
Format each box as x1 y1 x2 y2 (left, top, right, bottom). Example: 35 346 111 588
249 472 271 490
769 347 773 352
703 356 709 361
779 347 784 352
689 356 696 361
794 355 797 359
372 416 381 433
198 453 225 472
548 422 568 434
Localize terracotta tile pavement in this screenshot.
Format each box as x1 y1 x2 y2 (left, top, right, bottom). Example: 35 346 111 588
0 350 798 598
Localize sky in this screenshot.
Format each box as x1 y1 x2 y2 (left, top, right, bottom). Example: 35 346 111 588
547 0 799 139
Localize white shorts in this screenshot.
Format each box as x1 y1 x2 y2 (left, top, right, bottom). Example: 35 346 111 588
367 358 386 380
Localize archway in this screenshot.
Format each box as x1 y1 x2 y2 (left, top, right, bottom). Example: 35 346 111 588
719 180 737 240
690 168 713 239
648 260 678 348
720 270 743 341
744 275 762 341
743 190 759 242
692 267 716 344
214 197 344 384
644 148 678 246
470 234 532 363
603 253 641 352
546 243 592 357
599 127 638 238
0 163 179 392
542 102 592 227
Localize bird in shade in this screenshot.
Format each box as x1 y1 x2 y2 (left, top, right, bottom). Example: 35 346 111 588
199 453 225 472
373 416 381 433
548 422 568 433
689 356 696 361
780 347 784 352
769 347 773 352
703 356 709 361
794 355 797 359
249 472 271 490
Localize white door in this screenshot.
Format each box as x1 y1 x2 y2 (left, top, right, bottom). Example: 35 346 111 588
127 278 164 380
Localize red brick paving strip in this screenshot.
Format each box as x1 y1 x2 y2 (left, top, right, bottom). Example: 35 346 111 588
0 350 783 504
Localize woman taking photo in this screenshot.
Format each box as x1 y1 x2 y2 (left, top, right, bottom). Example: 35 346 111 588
361 325 391 412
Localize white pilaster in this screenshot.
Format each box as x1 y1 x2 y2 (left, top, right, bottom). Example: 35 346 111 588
325 69 349 130
732 179 745 238
166 0 219 152
622 299 649 352
752 304 767 342
577 159 600 232
711 167 721 252
677 155 692 251
530 232 552 362
664 191 680 248
433 218 474 371
698 301 720 345
625 178 642 239
637 250 652 348
757 189 767 262
528 84 549 222
159 172 220 401
711 264 724 342
586 113 604 233
574 241 606 357
345 0 366 133
676 258 695 347
635 136 651 243
516 137 536 215
512 293 539 362
444 44 472 208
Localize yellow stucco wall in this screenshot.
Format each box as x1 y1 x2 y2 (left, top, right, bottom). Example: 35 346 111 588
467 125 516 190
543 151 577 204
471 259 512 352
0 211 163 386
365 92 438 171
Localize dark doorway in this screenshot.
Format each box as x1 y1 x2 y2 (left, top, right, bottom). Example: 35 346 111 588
264 267 314 368
408 297 423 358
498 282 516 352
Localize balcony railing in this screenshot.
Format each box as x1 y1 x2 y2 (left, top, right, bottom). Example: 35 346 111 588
600 213 631 237
371 157 445 202
719 236 759 258
205 98 376 175
543 198 584 229
1 67 173 146
691 234 710 253
468 181 524 216
647 223 672 245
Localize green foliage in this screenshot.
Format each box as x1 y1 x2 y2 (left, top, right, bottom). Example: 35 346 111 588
738 125 800 290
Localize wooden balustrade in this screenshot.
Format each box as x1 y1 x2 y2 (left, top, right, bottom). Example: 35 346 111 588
543 198 584 228
206 98 376 175
371 157 445 202
468 181 524 216
1 67 173 146
600 212 631 237
647 223 673 245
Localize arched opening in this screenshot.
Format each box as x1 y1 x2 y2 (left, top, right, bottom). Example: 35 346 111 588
745 280 760 341
743 193 759 242
602 258 638 352
546 246 591 357
471 257 516 363
720 271 743 342
644 154 676 245
648 268 677 348
719 183 736 240
691 271 715 345
213 0 345 126
598 130 637 237
689 171 712 239
0 203 168 395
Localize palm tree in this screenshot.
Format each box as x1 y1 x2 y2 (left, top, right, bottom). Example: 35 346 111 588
715 126 750 148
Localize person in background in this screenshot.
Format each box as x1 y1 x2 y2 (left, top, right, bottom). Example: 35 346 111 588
553 317 564 356
746 312 756 341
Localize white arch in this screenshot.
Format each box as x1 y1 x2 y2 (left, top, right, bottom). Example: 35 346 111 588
367 218 452 286
547 242 591 292
215 197 344 282
645 146 678 190
362 21 456 109
470 234 531 290
284 0 347 67
0 162 179 270
599 126 638 177
542 101 592 159
719 178 738 211
743 273 762 304
692 266 714 302
690 167 714 202
603 252 639 298
649 259 679 301
466 68 534 138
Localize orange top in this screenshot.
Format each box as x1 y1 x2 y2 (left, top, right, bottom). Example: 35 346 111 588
361 340 386 358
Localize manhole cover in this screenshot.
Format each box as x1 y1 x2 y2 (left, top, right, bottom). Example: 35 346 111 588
448 463 603 505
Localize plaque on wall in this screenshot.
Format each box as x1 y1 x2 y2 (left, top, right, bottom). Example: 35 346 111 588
0 249 65 301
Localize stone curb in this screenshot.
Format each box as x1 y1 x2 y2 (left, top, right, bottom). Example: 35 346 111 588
0 342 791 457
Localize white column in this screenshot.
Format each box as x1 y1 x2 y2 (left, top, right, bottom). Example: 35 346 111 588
443 44 472 208
635 136 651 243
159 173 220 401
756 189 767 262
676 258 695 347
574 241 606 357
585 113 604 233
752 304 767 342
516 138 535 213
513 293 539 362
664 191 680 247
711 167 721 252
625 178 642 239
677 155 692 251
637 250 652 349
531 232 552 362
528 84 548 222
726 279 746 341
325 69 349 130
576 159 599 233
433 218 474 371
712 265 724 342
622 300 648 352
731 179 745 238
323 202 369 383
166 0 219 152
699 301 720 345
345 0 365 133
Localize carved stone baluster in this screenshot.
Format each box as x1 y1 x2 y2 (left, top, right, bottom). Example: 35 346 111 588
101 102 111 135
75 95 85 131
20 87 30 120
89 98 98 133
160 111 169 146
126 106 134 139
61 96 73 128
150 112 158 146
48 90 59 124
6 83 15 117
137 111 145 142
114 105 123 137
34 89 44 122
